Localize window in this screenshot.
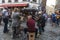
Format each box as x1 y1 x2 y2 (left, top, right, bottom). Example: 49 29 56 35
2 0 5 3
33 0 36 2
8 0 11 2
15 0 18 2
23 0 27 1
28 0 30 1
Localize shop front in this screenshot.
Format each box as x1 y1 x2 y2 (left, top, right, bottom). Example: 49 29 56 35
0 3 29 11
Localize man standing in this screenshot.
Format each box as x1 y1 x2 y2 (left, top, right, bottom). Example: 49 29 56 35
27 15 35 32
37 11 45 34
2 8 9 33
12 8 20 38
27 15 36 40
51 13 57 26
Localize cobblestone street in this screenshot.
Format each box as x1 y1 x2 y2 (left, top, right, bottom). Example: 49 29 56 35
0 0 60 40
0 21 60 40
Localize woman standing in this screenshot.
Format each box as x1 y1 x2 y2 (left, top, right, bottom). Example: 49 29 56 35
12 8 21 38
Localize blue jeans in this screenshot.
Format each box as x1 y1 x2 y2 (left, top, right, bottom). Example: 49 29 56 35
3 18 8 33
56 19 60 25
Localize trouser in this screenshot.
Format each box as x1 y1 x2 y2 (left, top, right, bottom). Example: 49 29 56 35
13 26 20 38
39 27 42 34
42 26 45 32
56 19 59 25
0 17 2 24
24 28 38 38
3 18 8 33
13 27 16 38
24 28 28 34
38 26 45 34
35 29 38 38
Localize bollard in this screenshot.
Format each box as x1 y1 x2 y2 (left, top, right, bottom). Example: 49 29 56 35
29 32 35 40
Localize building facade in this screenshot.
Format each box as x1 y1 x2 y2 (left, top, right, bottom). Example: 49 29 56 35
55 0 60 9
0 0 41 4
0 0 41 8
41 0 46 13
0 0 46 11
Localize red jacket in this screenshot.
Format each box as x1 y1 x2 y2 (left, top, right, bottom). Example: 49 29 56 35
27 18 35 32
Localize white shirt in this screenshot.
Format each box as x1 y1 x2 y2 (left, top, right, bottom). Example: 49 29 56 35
2 9 9 16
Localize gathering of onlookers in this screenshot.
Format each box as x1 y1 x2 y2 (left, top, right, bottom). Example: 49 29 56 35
0 8 60 40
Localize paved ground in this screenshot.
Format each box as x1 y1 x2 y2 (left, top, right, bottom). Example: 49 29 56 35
0 21 60 40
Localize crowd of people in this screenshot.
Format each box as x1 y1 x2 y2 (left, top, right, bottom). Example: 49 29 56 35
0 8 60 39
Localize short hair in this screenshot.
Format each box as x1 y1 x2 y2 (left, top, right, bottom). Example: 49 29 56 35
14 8 19 12
27 15 32 19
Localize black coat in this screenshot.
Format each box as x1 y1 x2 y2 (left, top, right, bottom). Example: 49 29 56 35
37 16 45 27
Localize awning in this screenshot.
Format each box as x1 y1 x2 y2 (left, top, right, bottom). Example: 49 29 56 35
0 3 28 7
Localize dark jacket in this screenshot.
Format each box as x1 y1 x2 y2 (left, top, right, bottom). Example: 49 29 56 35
37 16 45 27
12 12 20 27
27 18 35 32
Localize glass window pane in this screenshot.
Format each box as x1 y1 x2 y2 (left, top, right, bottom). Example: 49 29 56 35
23 0 27 1
8 0 11 2
2 0 5 3
33 0 36 2
15 0 18 2
28 0 30 1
